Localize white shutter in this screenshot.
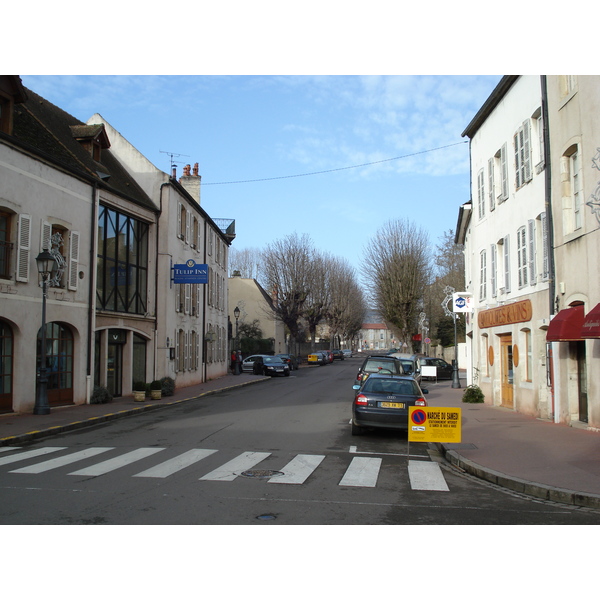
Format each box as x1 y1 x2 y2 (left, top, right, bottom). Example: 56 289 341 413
177 203 182 239
196 284 201 317
41 221 52 251
488 158 495 211
196 331 200 369
185 211 190 244
523 119 532 182
504 235 511 292
175 329 180 371
491 244 497 298
68 231 80 290
541 212 549 280
514 132 522 189
528 219 536 284
16 214 32 282
175 284 181 312
184 283 191 314
500 144 508 200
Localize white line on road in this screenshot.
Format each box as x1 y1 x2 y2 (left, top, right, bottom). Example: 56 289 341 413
10 447 114 474
268 454 325 485
339 456 382 487
68 448 165 476
134 449 218 478
0 447 66 467
349 445 424 458
199 451 271 482
0 447 21 454
408 460 449 491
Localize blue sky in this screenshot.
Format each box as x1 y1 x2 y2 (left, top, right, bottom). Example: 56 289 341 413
20 74 502 274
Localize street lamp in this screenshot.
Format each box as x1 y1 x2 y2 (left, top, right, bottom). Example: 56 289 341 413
34 249 56 415
233 306 241 375
442 285 461 389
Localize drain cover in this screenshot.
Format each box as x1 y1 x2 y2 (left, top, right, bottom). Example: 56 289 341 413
256 513 277 520
240 469 284 479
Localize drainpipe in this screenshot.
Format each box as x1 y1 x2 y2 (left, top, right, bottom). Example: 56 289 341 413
87 181 99 403
202 219 207 382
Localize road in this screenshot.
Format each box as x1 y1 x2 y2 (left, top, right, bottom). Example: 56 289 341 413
2 358 600 525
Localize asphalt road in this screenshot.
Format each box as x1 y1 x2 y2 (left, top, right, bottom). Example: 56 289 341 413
2 358 600 525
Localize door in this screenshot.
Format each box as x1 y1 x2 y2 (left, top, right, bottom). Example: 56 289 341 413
576 341 588 423
0 321 13 412
38 322 74 406
107 329 126 398
500 334 514 408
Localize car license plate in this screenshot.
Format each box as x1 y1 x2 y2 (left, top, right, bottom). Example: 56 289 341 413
380 402 405 409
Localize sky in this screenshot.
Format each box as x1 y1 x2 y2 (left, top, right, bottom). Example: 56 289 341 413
20 73 502 276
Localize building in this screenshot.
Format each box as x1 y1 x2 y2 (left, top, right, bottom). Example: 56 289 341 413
457 76 552 418
544 76 600 428
228 274 285 354
0 77 159 411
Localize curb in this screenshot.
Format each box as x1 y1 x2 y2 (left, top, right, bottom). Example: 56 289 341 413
0 377 267 447
439 445 600 510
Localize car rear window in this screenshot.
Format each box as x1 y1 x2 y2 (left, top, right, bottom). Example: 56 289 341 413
363 378 420 395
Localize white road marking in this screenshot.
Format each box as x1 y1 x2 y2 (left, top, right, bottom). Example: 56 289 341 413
10 447 114 473
408 460 449 491
268 454 325 484
68 448 165 476
0 447 66 466
134 449 218 478
0 447 21 454
199 451 271 482
339 456 382 487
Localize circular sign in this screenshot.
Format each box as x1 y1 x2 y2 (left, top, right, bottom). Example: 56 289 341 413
186 259 195 268
411 409 427 425
488 346 494 366
513 344 519 367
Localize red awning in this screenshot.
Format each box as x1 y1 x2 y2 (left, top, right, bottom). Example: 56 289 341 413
546 304 585 342
582 303 600 339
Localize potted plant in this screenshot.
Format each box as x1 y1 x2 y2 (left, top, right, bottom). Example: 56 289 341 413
462 384 485 403
150 380 162 400
133 381 147 402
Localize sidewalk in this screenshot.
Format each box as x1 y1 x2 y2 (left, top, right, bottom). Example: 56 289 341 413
2 372 600 509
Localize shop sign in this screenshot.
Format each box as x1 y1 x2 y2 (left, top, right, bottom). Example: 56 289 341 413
478 299 532 329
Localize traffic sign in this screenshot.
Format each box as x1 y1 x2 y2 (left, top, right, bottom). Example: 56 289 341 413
408 407 462 443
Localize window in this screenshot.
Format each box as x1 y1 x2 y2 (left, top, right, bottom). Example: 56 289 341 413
561 146 583 233
540 212 549 280
532 109 545 173
517 226 528 288
514 120 532 189
497 144 508 202
528 219 536 284
0 211 13 279
96 205 149 314
479 249 487 300
477 169 485 219
503 235 511 293
559 75 577 98
572 151 582 230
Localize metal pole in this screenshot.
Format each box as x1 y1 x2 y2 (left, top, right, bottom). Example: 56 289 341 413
34 276 51 414
451 314 461 389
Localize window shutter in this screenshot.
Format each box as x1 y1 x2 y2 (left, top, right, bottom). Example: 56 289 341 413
16 214 32 282
196 331 200 369
500 144 508 200
514 132 522 189
196 284 201 317
184 283 191 314
177 203 182 239
175 284 181 312
491 244 497 298
41 221 52 251
175 329 180 371
68 231 80 290
185 211 190 244
504 235 511 292
488 158 495 211
523 119 532 182
541 212 549 280
528 219 536 284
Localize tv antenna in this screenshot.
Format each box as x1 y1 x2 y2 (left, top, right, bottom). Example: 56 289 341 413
160 150 190 171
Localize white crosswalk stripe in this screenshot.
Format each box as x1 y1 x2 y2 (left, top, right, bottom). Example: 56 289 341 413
199 451 271 482
0 447 21 454
10 447 114 474
68 448 165 476
339 456 382 487
0 446 450 490
268 454 325 485
134 449 218 478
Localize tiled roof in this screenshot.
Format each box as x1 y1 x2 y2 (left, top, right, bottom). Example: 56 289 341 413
9 87 156 212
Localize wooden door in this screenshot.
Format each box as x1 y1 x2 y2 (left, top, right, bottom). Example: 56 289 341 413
500 334 514 408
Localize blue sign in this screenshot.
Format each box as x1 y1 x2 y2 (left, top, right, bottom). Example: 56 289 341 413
173 260 208 284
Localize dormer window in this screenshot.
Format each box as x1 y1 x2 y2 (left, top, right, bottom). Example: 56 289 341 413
0 75 27 135
70 124 110 162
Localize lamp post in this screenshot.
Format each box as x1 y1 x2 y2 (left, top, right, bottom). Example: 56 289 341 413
233 306 241 375
34 249 56 415
442 285 461 389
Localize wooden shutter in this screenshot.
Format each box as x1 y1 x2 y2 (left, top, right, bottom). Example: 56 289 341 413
16 214 32 282
68 231 80 290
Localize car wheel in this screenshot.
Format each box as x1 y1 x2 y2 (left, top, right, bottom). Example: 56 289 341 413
351 422 364 436
284 371 290 377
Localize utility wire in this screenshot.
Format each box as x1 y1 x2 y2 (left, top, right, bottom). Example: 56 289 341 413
200 140 468 186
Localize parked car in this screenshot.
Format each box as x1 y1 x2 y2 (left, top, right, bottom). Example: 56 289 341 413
342 349 353 358
241 354 290 376
419 357 453 380
324 350 334 363
308 352 328 366
351 374 429 436
355 355 405 386
277 353 300 370
332 349 345 360
388 353 422 385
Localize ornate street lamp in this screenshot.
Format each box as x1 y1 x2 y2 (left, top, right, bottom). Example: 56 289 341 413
442 285 461 389
233 306 241 375
34 249 57 415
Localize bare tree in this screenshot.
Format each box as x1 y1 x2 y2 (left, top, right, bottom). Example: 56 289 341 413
261 233 315 347
229 246 262 279
304 252 331 350
362 219 431 352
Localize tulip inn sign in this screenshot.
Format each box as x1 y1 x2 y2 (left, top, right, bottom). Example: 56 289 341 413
172 260 209 284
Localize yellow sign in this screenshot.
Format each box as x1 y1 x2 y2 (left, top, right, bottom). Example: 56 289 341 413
408 407 462 443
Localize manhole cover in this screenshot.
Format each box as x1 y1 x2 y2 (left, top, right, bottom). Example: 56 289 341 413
256 513 277 521
240 469 284 479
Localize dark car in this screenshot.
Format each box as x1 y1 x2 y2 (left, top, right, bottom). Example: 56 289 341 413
388 352 422 385
331 349 345 360
277 353 300 370
419 357 453 380
351 374 429 435
355 355 405 386
241 354 290 377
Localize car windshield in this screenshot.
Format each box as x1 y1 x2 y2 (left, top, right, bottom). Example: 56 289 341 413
362 378 420 395
364 359 399 373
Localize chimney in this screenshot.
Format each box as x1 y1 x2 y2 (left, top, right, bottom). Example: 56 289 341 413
179 161 201 204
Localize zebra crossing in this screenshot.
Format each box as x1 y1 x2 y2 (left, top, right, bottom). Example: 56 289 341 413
0 445 450 490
